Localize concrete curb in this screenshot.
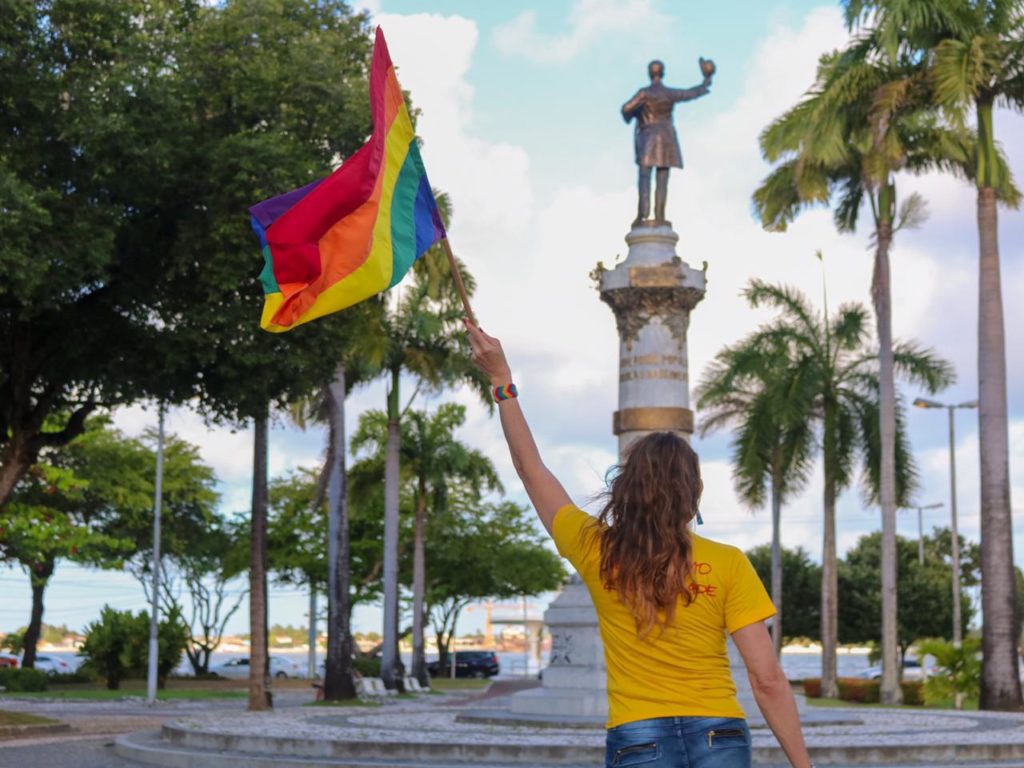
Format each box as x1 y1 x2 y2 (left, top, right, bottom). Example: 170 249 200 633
112 721 1024 767
114 730 598 768
161 722 604 764
0 722 72 740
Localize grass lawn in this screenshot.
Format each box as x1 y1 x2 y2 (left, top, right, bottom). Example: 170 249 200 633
2 688 247 701
429 678 490 692
304 698 382 708
0 710 60 726
806 696 979 710
0 678 249 701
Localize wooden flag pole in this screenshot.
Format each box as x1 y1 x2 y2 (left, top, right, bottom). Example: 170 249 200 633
440 237 477 326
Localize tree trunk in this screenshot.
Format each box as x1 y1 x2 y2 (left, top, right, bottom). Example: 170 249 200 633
324 367 357 701
770 475 783 658
0 440 32 510
873 202 902 706
21 560 54 669
976 180 1022 710
248 411 271 711
820 407 839 699
411 490 429 686
0 401 96 509
381 368 404 691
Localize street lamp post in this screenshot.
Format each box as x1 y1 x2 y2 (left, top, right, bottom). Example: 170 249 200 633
146 404 166 706
901 502 943 565
913 398 977 648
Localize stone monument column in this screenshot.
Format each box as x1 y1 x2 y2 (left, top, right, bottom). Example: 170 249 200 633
505 223 706 726
598 224 706 453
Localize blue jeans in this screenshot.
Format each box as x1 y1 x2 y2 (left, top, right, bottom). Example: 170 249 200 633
605 716 751 768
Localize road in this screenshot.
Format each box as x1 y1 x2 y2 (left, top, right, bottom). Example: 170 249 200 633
0 736 142 768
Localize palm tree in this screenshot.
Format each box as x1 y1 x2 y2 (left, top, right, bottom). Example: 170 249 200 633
351 403 500 687
696 337 815 657
736 279 952 698
843 0 1024 713
752 40 975 703
286 302 385 701
374 214 491 691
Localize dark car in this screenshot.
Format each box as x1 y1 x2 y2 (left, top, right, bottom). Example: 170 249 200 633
427 651 500 679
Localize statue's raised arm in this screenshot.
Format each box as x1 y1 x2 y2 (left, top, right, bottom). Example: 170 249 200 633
623 57 715 226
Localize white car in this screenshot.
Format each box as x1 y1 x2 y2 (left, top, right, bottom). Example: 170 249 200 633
31 655 74 676
211 656 302 679
858 659 933 681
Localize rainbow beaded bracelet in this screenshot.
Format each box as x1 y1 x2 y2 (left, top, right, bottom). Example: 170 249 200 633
493 383 518 402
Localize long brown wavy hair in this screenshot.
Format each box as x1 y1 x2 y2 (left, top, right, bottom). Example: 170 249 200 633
596 431 702 637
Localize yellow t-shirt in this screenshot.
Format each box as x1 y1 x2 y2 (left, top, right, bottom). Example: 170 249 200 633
551 504 775 728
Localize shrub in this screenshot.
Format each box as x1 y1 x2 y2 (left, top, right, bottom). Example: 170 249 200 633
352 657 381 678
0 631 24 655
918 637 981 706
802 678 822 698
122 605 189 688
900 680 924 706
0 667 48 692
48 668 98 685
80 605 189 690
175 671 222 681
837 677 880 703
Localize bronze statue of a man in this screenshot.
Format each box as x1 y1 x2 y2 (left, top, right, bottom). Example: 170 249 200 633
622 58 715 226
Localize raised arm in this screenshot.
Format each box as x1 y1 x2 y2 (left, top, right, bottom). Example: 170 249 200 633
669 80 711 103
465 320 571 534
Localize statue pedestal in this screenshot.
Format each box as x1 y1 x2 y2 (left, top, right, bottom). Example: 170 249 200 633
507 575 607 721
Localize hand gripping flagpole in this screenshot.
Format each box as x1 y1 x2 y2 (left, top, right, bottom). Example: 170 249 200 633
439 237 477 326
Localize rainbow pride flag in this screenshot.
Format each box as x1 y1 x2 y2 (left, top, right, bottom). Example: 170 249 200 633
250 27 446 332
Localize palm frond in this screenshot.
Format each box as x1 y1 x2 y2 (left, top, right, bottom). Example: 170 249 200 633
894 191 929 232
891 340 956 393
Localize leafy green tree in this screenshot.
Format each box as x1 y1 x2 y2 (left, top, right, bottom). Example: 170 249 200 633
424 499 565 676
351 404 501 686
924 526 983 588
844 0 1024 712
265 467 385 613
2 418 216 668
0 0 204 505
839 531 974 659
747 545 822 642
697 337 815 656
733 279 952 698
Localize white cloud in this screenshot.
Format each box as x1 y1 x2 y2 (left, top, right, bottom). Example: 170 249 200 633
493 0 667 64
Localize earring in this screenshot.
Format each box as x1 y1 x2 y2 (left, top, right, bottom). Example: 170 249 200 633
696 509 704 526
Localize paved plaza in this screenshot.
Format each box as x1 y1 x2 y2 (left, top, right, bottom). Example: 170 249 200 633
5 685 1024 767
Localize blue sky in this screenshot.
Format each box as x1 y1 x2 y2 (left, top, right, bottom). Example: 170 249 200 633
2 0 1022 642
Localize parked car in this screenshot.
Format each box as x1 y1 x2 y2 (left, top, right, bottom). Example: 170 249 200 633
0 653 17 669
427 651 499 679
858 659 933 681
210 656 302 679
32 655 74 676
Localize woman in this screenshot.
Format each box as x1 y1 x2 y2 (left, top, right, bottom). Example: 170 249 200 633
466 320 812 768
